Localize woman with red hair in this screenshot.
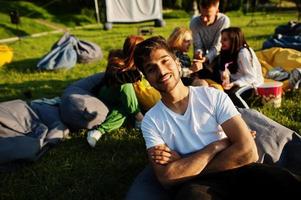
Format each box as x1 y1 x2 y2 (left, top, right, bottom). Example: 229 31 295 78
86 35 145 147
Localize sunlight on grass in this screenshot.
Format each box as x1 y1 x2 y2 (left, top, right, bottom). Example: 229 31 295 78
0 6 300 200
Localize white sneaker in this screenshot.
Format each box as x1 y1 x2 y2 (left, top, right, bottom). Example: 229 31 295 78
87 129 102 148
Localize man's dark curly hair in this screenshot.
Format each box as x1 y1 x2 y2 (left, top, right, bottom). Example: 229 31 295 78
133 36 176 75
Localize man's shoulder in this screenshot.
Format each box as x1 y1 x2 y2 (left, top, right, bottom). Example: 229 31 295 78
190 86 224 103
238 47 254 58
144 100 164 118
190 16 200 28
217 13 230 25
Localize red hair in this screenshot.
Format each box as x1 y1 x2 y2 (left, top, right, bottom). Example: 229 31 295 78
123 35 144 71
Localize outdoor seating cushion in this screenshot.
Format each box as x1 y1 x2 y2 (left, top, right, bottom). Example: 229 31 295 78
0 100 48 164
256 47 301 77
30 98 70 144
133 78 161 111
60 73 109 130
238 107 301 174
0 45 13 67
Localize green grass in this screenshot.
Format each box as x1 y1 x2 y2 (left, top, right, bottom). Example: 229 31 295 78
0 7 300 200
0 0 97 39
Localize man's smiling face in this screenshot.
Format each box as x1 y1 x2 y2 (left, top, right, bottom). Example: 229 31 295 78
143 48 181 93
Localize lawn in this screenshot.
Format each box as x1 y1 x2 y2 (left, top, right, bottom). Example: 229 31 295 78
0 7 300 200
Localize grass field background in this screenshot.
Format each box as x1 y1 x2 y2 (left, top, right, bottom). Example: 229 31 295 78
0 2 300 199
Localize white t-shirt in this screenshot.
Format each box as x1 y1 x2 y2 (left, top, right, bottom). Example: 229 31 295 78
231 48 264 87
141 86 239 155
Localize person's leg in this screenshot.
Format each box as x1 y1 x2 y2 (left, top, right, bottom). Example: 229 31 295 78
175 163 301 200
120 83 141 116
92 84 141 140
97 109 126 133
87 109 127 147
126 165 171 200
233 163 301 199
120 83 143 127
174 183 222 200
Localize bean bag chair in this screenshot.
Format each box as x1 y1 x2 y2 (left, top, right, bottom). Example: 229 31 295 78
37 34 77 70
75 37 103 64
256 47 301 90
0 45 13 67
133 78 161 111
37 33 103 70
60 73 109 130
256 47 301 77
274 21 301 36
262 35 301 51
0 99 69 170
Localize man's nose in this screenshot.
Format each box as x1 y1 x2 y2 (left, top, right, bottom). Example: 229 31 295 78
157 63 168 76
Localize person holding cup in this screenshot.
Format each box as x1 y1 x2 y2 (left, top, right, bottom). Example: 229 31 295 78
216 27 264 108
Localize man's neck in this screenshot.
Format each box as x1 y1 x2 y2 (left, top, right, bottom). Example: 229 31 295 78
161 83 189 115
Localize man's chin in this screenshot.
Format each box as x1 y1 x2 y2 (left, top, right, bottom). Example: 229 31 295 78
157 80 180 93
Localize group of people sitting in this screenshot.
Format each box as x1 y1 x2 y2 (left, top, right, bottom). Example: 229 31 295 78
82 0 301 199
87 0 266 147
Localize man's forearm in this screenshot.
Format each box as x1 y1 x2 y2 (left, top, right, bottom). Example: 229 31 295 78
202 140 258 174
153 139 230 187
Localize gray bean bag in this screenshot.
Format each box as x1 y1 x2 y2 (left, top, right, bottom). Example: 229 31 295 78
60 73 109 130
238 108 301 174
0 99 68 167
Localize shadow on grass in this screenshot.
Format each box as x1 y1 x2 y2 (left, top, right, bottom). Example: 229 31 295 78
246 34 271 41
4 57 40 73
0 78 76 102
0 128 147 200
0 23 29 37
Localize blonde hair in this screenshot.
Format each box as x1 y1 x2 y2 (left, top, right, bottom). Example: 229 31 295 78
167 27 192 51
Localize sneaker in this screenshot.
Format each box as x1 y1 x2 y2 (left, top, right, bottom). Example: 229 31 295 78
289 68 301 89
267 67 289 81
87 129 102 148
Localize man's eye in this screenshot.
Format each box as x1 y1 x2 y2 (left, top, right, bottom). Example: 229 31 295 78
146 67 155 74
162 59 170 64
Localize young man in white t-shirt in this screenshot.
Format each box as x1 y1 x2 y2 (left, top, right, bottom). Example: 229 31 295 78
126 36 300 200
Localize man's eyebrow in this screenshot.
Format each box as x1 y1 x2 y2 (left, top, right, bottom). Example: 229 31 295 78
159 55 170 59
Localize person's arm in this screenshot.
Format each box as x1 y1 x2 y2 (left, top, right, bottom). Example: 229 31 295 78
149 115 258 187
202 115 259 173
180 59 203 77
231 49 263 87
147 139 230 188
206 15 231 64
190 17 204 56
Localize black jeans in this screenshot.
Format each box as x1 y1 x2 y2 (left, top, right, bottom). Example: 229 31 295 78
173 163 301 200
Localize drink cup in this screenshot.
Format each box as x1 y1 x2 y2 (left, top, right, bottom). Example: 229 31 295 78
256 81 283 108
